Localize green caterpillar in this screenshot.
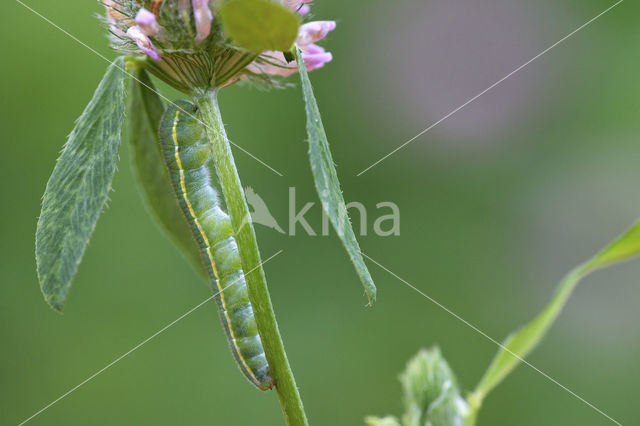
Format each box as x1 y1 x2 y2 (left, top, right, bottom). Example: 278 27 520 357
159 100 273 390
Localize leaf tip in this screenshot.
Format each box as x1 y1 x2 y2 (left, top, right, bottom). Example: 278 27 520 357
365 285 377 307
43 292 66 314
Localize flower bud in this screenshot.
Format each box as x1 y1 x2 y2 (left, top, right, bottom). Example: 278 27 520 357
126 26 161 61
399 348 470 426
135 8 160 36
192 0 214 41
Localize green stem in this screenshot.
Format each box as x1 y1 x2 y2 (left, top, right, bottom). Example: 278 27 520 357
194 88 308 426
466 264 590 422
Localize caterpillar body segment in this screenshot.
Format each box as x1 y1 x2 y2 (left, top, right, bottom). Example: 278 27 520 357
158 100 273 390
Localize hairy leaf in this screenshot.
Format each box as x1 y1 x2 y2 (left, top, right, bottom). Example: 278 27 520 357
218 0 300 52
472 220 640 404
295 47 376 305
36 57 126 311
125 64 206 279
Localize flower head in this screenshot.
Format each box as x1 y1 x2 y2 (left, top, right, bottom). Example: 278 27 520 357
104 0 336 92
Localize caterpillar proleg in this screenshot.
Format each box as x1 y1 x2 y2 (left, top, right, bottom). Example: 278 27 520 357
159 100 273 390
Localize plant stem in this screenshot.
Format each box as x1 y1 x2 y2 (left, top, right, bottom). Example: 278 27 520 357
195 88 308 426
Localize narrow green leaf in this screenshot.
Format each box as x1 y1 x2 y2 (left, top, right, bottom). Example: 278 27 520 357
124 64 206 279
295 47 377 305
36 57 126 311
218 0 300 52
470 268 582 403
472 219 640 406
584 220 640 270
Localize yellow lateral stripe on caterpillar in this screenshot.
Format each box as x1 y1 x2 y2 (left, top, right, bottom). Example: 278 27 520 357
170 110 260 385
160 100 272 389
172 111 213 254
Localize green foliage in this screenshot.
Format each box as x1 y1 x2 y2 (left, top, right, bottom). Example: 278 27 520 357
367 221 640 426
124 64 206 279
295 47 377 305
471 220 640 412
368 348 470 426
35 57 126 311
584 220 640 269
218 0 300 52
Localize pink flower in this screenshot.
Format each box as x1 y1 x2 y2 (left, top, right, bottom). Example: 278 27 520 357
192 0 214 41
297 21 336 46
105 0 335 87
247 52 296 77
248 43 332 77
126 26 161 61
135 8 160 36
301 43 332 71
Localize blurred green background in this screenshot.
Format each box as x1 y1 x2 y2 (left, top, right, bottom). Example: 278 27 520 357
2 0 639 425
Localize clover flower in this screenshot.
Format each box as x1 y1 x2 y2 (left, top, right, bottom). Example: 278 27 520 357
104 0 335 92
